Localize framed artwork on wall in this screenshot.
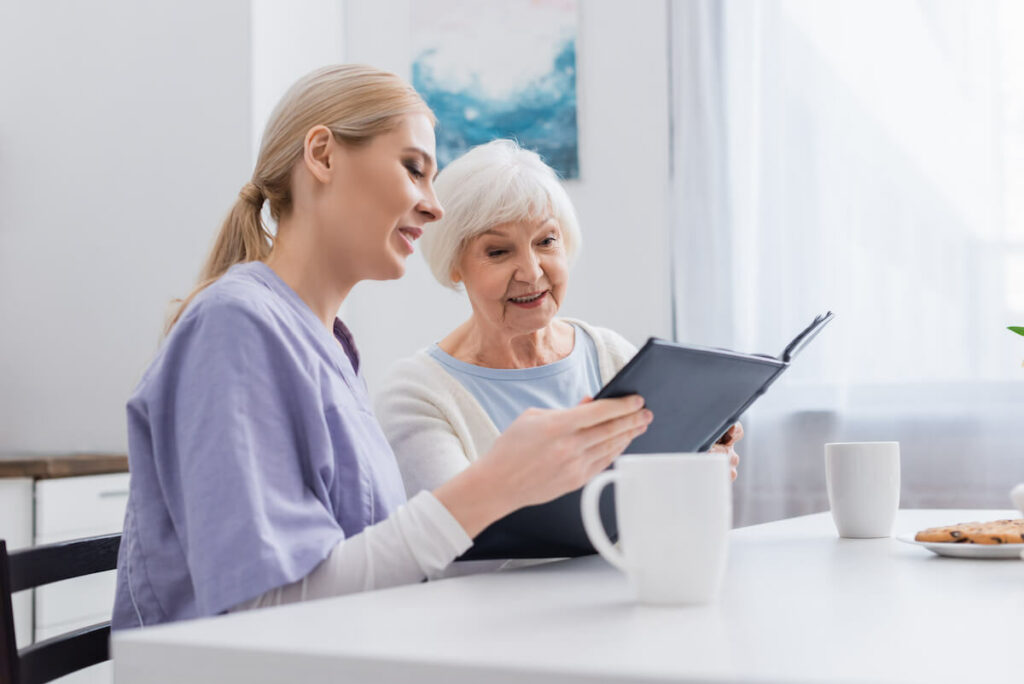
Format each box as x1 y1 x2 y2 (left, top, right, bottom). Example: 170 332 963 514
411 0 579 179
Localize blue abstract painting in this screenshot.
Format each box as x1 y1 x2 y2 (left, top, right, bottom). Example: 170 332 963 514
411 0 579 179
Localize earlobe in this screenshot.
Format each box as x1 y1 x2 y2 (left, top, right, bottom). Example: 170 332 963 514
303 125 334 183
450 268 461 284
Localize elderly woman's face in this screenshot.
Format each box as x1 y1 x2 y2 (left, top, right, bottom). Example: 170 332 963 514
454 216 568 336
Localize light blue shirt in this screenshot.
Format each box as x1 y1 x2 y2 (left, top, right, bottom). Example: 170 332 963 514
427 326 603 432
113 261 407 628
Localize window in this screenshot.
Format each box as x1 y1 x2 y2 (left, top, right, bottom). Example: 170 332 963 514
670 0 1024 524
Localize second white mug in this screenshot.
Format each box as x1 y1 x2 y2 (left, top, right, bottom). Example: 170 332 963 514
580 453 731 605
825 441 901 538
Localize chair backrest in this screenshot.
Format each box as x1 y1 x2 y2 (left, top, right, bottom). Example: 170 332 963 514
0 534 120 684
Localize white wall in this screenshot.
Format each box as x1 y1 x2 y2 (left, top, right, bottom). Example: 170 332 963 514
0 1 253 452
343 0 673 391
251 0 346 162
0 0 671 452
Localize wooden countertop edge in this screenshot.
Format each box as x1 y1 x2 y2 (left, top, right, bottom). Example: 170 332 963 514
0 453 129 479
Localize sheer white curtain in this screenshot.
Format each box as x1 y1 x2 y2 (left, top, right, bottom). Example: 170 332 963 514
670 0 1024 526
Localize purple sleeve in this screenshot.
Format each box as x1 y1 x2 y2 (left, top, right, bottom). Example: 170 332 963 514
141 292 345 615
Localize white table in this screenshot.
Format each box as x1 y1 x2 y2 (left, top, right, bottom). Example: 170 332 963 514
112 509 1024 684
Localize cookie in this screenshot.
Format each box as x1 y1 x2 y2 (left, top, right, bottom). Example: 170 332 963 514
915 519 1024 544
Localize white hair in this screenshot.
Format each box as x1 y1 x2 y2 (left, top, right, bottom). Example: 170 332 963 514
420 139 582 290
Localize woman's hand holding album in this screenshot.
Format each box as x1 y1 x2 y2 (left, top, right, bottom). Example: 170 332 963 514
711 422 743 482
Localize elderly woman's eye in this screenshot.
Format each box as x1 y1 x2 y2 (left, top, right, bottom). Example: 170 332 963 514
540 236 558 247
487 249 507 258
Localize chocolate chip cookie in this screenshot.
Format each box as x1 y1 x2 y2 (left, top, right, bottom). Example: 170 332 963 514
915 519 1024 544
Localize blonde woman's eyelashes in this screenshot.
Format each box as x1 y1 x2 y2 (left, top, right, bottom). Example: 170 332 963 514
403 161 425 178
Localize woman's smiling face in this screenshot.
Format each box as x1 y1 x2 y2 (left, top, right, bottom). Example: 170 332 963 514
312 113 443 283
453 215 569 336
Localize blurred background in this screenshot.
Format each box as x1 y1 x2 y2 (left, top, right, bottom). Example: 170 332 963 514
1 0 1023 527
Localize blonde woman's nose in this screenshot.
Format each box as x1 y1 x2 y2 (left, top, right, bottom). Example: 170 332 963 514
417 185 444 222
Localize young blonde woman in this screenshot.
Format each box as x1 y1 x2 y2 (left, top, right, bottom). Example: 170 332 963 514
112 66 651 628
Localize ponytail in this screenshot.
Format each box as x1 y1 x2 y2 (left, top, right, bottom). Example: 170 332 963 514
201 182 273 282
165 64 433 333
165 182 273 332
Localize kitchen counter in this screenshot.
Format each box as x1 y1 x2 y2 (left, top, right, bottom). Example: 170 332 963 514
0 452 128 479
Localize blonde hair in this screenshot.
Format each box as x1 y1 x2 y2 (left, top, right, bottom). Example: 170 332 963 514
167 64 435 330
419 139 581 291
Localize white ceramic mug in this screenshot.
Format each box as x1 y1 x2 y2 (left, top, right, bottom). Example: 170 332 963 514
580 453 731 605
825 441 901 538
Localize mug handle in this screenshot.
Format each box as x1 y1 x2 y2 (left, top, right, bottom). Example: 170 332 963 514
581 471 626 571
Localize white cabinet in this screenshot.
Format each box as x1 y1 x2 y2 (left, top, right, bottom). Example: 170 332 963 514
34 472 129 641
1 471 128 684
0 477 34 649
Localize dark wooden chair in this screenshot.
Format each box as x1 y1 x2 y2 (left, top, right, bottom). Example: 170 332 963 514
0 534 120 684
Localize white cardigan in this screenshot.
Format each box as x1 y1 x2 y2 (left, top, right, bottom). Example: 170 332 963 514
374 318 638 498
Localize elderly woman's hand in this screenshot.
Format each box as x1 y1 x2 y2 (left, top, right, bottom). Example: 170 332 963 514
710 422 743 482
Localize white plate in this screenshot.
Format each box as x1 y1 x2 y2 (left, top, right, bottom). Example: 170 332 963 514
897 534 1024 559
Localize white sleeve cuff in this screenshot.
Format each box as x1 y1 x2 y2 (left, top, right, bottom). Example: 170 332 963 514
400 490 474 576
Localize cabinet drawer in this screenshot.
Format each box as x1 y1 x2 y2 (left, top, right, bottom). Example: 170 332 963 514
35 570 117 635
1 478 34 648
33 472 128 641
35 472 130 543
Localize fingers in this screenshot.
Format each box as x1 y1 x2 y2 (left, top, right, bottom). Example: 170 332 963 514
583 424 645 476
717 425 736 446
568 395 645 429
578 408 652 449
716 422 745 447
588 435 630 472
711 445 740 468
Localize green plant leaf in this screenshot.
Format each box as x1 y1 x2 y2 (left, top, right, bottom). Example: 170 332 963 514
1010 326 1024 337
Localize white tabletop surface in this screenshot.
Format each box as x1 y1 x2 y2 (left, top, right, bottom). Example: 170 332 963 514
112 509 1024 684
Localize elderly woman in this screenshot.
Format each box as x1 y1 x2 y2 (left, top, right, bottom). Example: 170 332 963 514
376 139 741 517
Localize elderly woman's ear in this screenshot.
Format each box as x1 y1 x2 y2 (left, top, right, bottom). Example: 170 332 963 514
449 268 461 284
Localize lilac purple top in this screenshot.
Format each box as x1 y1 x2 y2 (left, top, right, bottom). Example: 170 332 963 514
112 262 407 628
